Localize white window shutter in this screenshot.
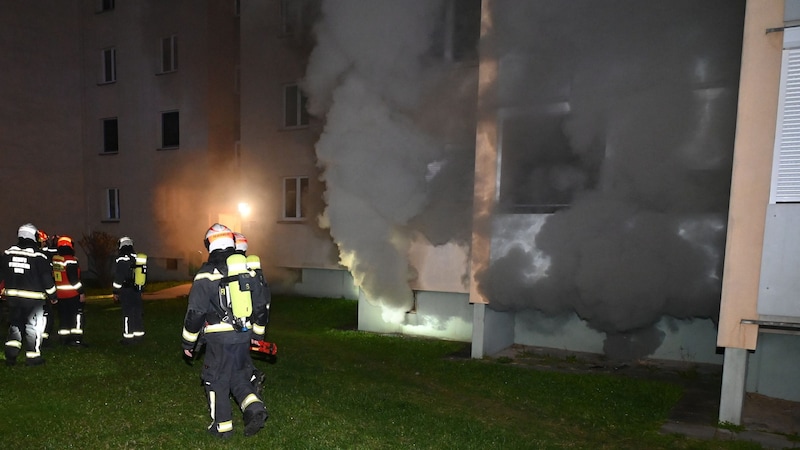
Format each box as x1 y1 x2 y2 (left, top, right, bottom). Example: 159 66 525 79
772 29 800 203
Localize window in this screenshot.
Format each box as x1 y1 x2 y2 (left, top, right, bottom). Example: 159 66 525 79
284 84 309 128
101 47 116 83
280 0 293 36
102 117 118 153
105 188 120 221
160 35 178 73
160 110 180 149
498 102 597 213
433 0 481 63
99 0 114 12
283 176 309 219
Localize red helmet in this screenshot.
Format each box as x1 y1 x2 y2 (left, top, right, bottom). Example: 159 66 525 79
57 236 74 249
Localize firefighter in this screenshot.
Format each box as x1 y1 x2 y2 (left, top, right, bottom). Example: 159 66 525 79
52 236 87 347
181 223 269 439
112 236 145 345
1 223 58 366
233 232 271 396
38 230 57 346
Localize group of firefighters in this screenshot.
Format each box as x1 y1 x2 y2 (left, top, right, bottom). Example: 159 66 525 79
0 221 271 438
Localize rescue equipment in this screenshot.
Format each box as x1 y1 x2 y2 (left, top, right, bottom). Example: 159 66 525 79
246 254 261 271
133 253 147 288
225 253 253 330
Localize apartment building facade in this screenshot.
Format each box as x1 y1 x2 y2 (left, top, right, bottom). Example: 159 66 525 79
3 1 800 424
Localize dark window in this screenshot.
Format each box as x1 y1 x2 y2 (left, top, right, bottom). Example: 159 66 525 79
432 0 481 63
101 0 115 12
161 35 178 73
284 84 309 128
284 176 309 219
161 111 180 148
106 188 120 220
103 118 118 153
102 48 116 83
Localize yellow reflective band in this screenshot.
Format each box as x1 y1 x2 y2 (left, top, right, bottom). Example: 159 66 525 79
3 289 46 300
229 261 248 272
253 324 265 335
112 282 122 289
240 394 262 411
26 351 41 358
204 323 235 333
56 284 82 290
182 328 199 343
218 421 233 432
194 272 224 282
45 286 56 295
58 330 71 336
5 340 21 349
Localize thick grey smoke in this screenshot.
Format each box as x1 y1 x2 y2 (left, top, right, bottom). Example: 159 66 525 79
304 0 477 320
304 0 745 359
477 0 745 359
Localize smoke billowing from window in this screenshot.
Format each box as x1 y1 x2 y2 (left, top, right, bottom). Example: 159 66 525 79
305 0 477 318
304 0 745 358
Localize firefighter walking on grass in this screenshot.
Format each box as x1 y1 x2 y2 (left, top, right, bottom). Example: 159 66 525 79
1 223 57 366
52 236 87 347
181 223 269 439
113 236 146 345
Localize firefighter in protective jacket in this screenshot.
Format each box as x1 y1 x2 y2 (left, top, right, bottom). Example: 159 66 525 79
233 232 272 395
113 236 146 344
52 236 87 346
1 223 57 366
181 223 269 439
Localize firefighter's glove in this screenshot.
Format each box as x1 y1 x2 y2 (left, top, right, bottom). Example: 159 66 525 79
182 348 194 366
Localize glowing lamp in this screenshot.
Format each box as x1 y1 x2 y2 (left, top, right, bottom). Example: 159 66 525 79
238 202 252 218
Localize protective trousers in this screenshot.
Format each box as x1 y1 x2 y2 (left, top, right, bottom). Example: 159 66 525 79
202 341 266 436
4 298 45 365
119 287 144 342
57 295 84 344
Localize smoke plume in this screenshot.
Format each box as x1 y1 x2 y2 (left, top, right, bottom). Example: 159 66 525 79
476 0 744 359
304 0 745 359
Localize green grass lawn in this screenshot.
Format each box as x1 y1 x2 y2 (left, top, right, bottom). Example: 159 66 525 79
0 295 761 449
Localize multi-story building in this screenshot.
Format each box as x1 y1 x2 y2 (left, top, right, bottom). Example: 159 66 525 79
3 0 800 425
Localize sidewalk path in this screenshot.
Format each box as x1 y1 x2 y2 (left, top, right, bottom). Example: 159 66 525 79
142 283 191 299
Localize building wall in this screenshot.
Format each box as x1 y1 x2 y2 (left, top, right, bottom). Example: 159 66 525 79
717 0 783 350
239 0 340 287
0 1 85 247
80 1 241 280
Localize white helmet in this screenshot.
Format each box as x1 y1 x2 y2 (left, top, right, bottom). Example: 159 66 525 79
204 223 234 252
234 232 248 252
18 223 38 241
119 236 134 248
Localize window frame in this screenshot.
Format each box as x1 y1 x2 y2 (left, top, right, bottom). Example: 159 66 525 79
102 117 119 154
101 47 116 84
283 83 309 129
104 188 120 221
282 176 309 220
159 110 180 149
160 35 178 74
